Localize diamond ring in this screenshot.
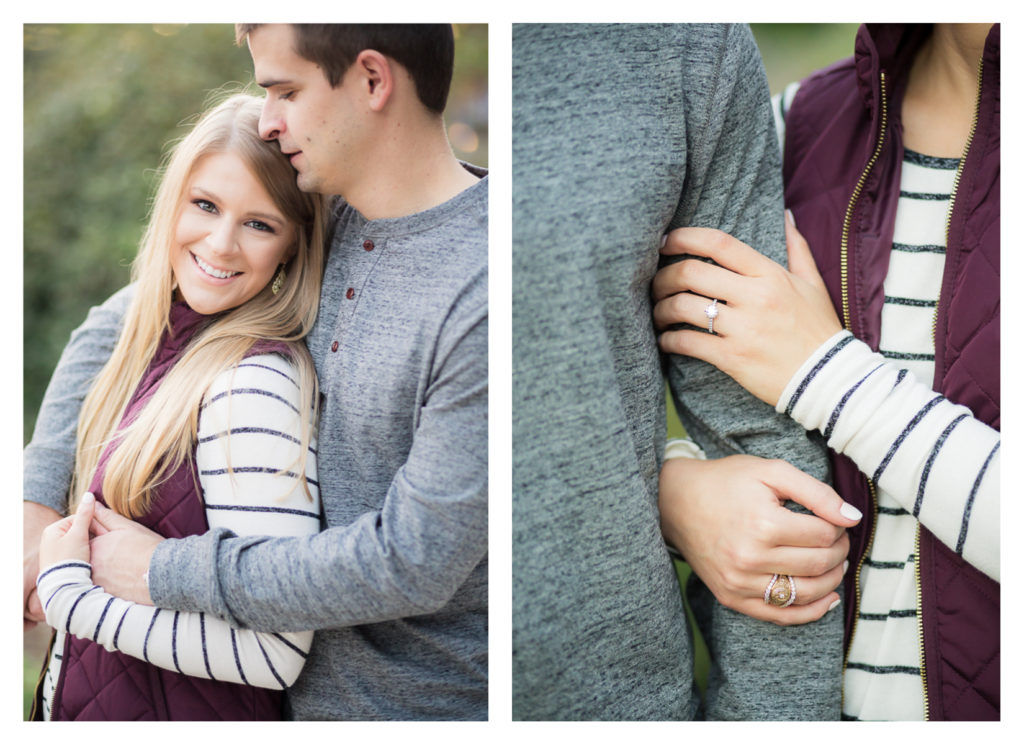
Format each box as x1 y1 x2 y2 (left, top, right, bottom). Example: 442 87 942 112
704 298 719 334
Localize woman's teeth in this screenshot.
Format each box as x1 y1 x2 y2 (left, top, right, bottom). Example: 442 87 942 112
194 254 240 279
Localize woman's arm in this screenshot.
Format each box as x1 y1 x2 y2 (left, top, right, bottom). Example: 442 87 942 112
36 354 320 688
654 221 999 581
780 331 999 580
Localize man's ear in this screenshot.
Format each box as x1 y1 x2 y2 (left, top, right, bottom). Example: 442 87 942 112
355 49 394 112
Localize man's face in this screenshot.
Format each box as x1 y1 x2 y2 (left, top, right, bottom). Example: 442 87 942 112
248 24 361 196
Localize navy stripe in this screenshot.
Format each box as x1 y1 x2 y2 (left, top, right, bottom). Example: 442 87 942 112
256 637 288 689
235 361 298 388
956 441 1000 555
877 505 910 516
880 350 935 361
44 582 80 611
204 503 321 520
873 395 944 483
200 613 216 680
65 586 102 633
892 242 945 254
93 597 115 642
914 413 969 516
884 295 937 307
112 607 130 650
231 629 250 685
823 362 885 440
37 560 91 585
199 426 303 447
202 388 300 414
846 662 920 675
903 149 960 169
785 333 855 416
199 467 319 491
894 368 908 388
864 558 907 570
143 608 162 663
859 608 918 621
272 632 309 659
171 611 183 674
899 190 950 201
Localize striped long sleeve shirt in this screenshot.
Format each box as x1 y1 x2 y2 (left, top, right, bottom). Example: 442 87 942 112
775 148 1000 720
37 354 320 719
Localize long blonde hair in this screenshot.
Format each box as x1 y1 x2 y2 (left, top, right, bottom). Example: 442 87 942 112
71 94 327 518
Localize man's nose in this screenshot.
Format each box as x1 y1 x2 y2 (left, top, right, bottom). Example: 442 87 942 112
259 104 282 142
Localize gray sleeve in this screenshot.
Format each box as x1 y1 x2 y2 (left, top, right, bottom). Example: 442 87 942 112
148 282 488 632
24 284 134 513
664 25 842 720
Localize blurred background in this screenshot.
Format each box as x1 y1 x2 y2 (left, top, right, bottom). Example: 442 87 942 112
22 22 487 718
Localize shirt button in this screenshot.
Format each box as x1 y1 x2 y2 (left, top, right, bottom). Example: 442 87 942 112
346 288 355 300
363 239 374 251
331 341 339 352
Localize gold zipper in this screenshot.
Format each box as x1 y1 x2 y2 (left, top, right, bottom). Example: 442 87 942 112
839 71 889 332
934 54 985 344
838 71 888 717
841 479 878 712
914 523 929 719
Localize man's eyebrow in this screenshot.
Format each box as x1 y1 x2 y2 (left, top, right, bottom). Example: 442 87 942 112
257 78 291 90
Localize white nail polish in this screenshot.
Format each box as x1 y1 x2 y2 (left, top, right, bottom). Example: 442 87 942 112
659 234 668 248
843 560 849 574
840 502 863 521
828 597 841 612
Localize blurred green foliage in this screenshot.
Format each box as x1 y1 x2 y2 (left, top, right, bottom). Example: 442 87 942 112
23 23 488 445
752 23 859 94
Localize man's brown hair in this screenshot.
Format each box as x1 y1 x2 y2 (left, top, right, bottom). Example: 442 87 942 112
237 24 455 114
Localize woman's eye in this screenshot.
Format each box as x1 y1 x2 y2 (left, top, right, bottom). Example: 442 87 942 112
194 199 217 213
246 220 274 233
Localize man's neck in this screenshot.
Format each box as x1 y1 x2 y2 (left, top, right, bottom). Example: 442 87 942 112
345 116 480 221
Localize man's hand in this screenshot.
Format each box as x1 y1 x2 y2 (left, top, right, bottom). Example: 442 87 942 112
659 454 862 625
89 502 163 606
24 501 62 630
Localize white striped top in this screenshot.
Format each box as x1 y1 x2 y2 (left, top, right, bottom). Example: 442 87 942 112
776 150 1000 720
36 353 320 719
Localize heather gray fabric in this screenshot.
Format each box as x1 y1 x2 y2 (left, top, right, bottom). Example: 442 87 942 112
24 168 488 720
512 23 842 720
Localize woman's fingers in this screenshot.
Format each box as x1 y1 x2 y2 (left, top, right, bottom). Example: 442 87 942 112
652 253 746 304
653 290 732 336
661 227 777 277
759 458 863 528
735 591 842 626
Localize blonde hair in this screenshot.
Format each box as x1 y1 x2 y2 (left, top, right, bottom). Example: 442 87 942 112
71 94 327 518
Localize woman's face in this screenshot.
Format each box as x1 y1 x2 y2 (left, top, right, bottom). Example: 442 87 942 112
171 152 296 315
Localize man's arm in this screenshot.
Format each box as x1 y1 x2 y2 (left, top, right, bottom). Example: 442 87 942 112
662 24 842 720
24 285 133 625
138 282 488 632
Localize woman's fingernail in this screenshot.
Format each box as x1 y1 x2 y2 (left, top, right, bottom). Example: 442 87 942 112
840 502 863 521
828 597 841 612
843 560 849 575
785 208 795 227
660 234 668 249
79 492 95 508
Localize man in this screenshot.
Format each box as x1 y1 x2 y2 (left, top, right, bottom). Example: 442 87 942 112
24 23 487 720
513 23 846 720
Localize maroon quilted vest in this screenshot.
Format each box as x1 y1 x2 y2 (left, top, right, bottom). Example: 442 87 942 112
782 24 1000 720
50 302 284 720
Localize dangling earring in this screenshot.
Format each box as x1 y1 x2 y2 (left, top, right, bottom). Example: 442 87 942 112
271 264 286 295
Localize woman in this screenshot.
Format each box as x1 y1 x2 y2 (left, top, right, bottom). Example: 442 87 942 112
653 24 999 720
30 93 328 720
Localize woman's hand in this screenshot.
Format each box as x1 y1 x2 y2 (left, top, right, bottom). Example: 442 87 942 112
38 492 97 570
659 455 862 625
653 213 842 407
